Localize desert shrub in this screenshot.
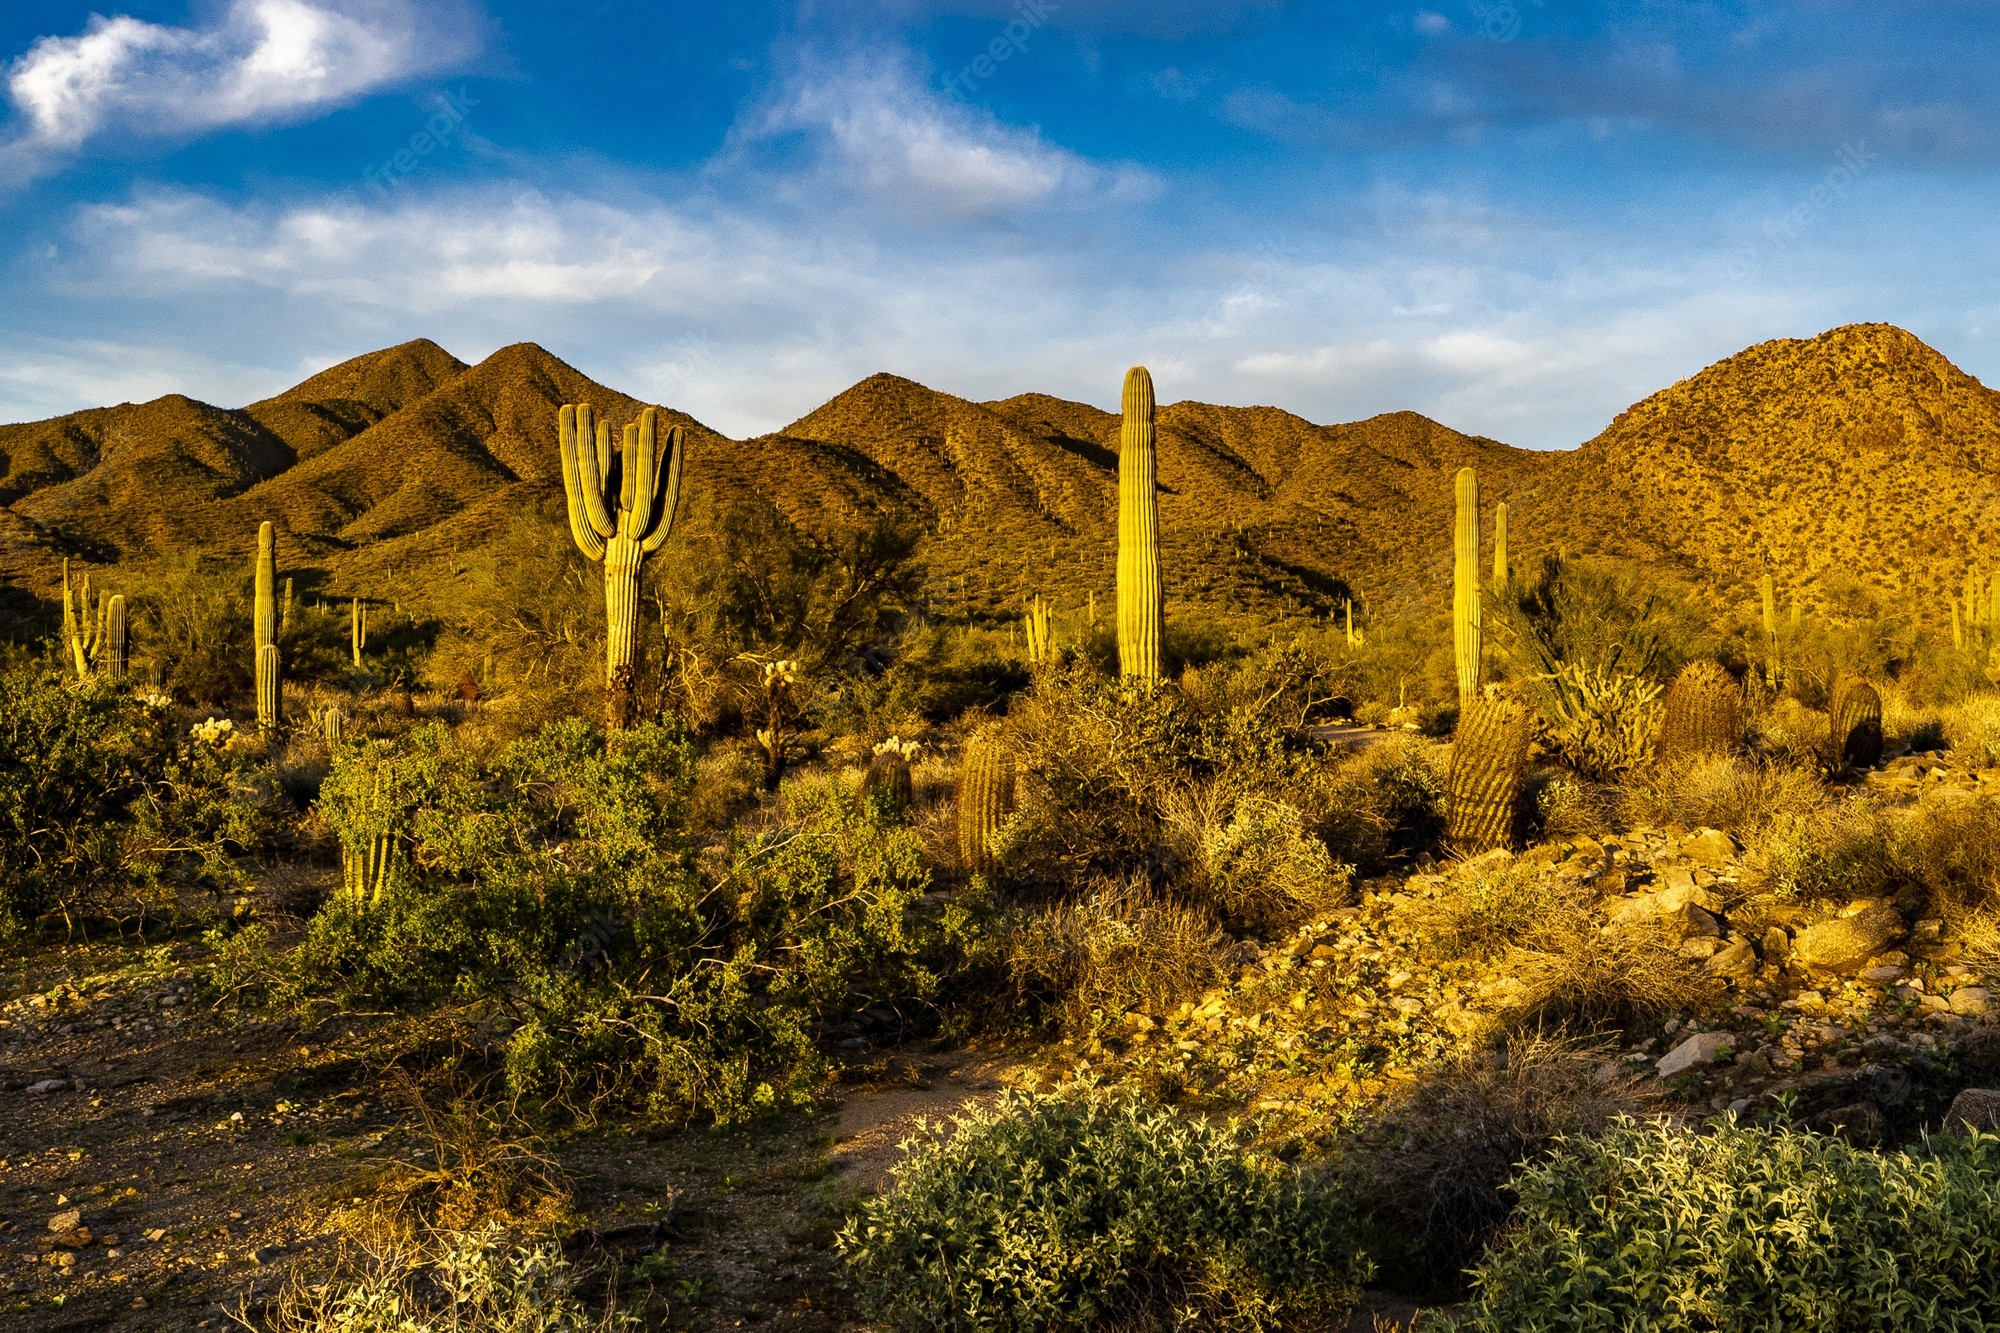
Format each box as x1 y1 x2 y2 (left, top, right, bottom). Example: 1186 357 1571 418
837 1087 1370 1331
1622 752 1825 842
0 666 274 934
1943 694 2000 767
1454 1119 2000 1332
256 1224 631 1333
1524 771 1608 842
1353 1035 1656 1296
1002 881 1228 1030
296 725 945 1123
1196 795 1354 931
1418 861 1718 1025
1496 555 1709 690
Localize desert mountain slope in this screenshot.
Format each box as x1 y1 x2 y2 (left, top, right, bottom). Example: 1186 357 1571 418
2 323 1993 635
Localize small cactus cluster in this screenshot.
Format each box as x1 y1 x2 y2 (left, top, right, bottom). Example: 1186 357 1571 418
955 725 1017 877
1656 661 1743 760
1829 673 1884 771
1024 595 1053 666
1116 367 1164 684
1445 690 1533 853
254 522 282 732
60 560 127 681
343 832 397 905
557 404 686 728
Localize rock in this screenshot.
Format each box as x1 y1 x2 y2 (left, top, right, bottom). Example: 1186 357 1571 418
1860 965 1908 984
1681 828 1737 867
1658 1031 1734 1078
1675 904 1724 939
1912 919 1944 945
47 1209 79 1235
1762 926 1792 966
1952 988 1994 1018
1705 939 1760 979
1856 1063 1913 1107
27 1079 67 1095
1805 1101 1887 1141
251 1246 280 1265
1945 1088 2000 1133
1679 937 1724 960
1658 866 1698 894
1792 903 1905 973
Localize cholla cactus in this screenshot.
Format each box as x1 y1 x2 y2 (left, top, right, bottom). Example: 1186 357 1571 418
1116 367 1164 684
557 404 686 729
753 659 798 785
1452 468 1482 710
254 522 282 731
191 717 235 745
955 726 1016 877
1024 595 1053 666
1445 691 1532 853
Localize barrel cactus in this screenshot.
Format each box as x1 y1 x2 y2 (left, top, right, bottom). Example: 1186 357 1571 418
558 404 686 728
1116 367 1163 684
1446 691 1532 853
254 522 282 731
1829 673 1884 771
1452 467 1482 710
864 737 920 812
1656 661 1742 760
955 727 1017 877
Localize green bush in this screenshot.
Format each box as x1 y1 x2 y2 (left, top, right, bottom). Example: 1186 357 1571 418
1454 1118 2000 1332
837 1087 1370 1331
297 720 944 1123
0 665 274 934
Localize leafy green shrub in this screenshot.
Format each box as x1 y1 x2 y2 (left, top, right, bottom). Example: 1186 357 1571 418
1455 1118 2000 1332
837 1087 1370 1330
0 666 274 934
297 720 943 1123
1197 795 1353 931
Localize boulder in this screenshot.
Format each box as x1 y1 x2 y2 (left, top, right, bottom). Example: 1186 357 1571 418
1681 828 1737 868
1946 1088 2000 1133
1951 987 1994 1018
1704 939 1760 979
1792 903 1905 973
1657 1030 1734 1078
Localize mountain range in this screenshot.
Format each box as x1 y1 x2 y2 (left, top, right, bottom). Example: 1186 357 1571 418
0 322 1988 636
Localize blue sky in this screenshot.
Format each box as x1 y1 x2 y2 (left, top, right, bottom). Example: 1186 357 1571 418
1 1 1997 447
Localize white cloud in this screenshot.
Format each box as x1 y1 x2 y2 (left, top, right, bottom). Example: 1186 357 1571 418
743 52 1158 222
2 0 479 181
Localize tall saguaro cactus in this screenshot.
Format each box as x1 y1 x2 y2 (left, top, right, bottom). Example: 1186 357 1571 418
558 404 686 729
1452 467 1482 711
1116 367 1164 684
1492 501 1510 588
254 521 282 731
60 559 112 678
1761 573 1779 689
351 597 367 668
104 595 128 682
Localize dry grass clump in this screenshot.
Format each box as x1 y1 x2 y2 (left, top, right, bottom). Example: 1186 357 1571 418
1418 860 1720 1026
1351 1034 1658 1296
1749 694 1830 768
1004 880 1229 1030
1160 786 1355 934
246 1225 632 1333
1621 752 1825 842
1941 694 2000 767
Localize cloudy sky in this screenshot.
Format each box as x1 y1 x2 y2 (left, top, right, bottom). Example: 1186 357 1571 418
0 1 1995 447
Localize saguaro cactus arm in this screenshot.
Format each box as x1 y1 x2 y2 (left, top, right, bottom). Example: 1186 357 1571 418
639 413 687 555
559 405 612 559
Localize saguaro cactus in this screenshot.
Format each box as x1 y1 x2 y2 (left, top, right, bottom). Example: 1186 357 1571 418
104 595 128 682
1492 501 1510 588
1656 661 1742 760
1024 594 1053 666
1829 673 1884 772
351 597 367 668
955 726 1017 877
1116 367 1163 684
1760 573 1779 689
60 560 111 678
558 404 686 728
254 522 282 731
1445 691 1532 853
1452 467 1482 711
344 832 396 905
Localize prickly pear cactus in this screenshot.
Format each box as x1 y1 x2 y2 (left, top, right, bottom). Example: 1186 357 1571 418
1656 661 1742 760
1116 367 1163 684
955 726 1017 877
1829 673 1884 771
1446 691 1532 853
